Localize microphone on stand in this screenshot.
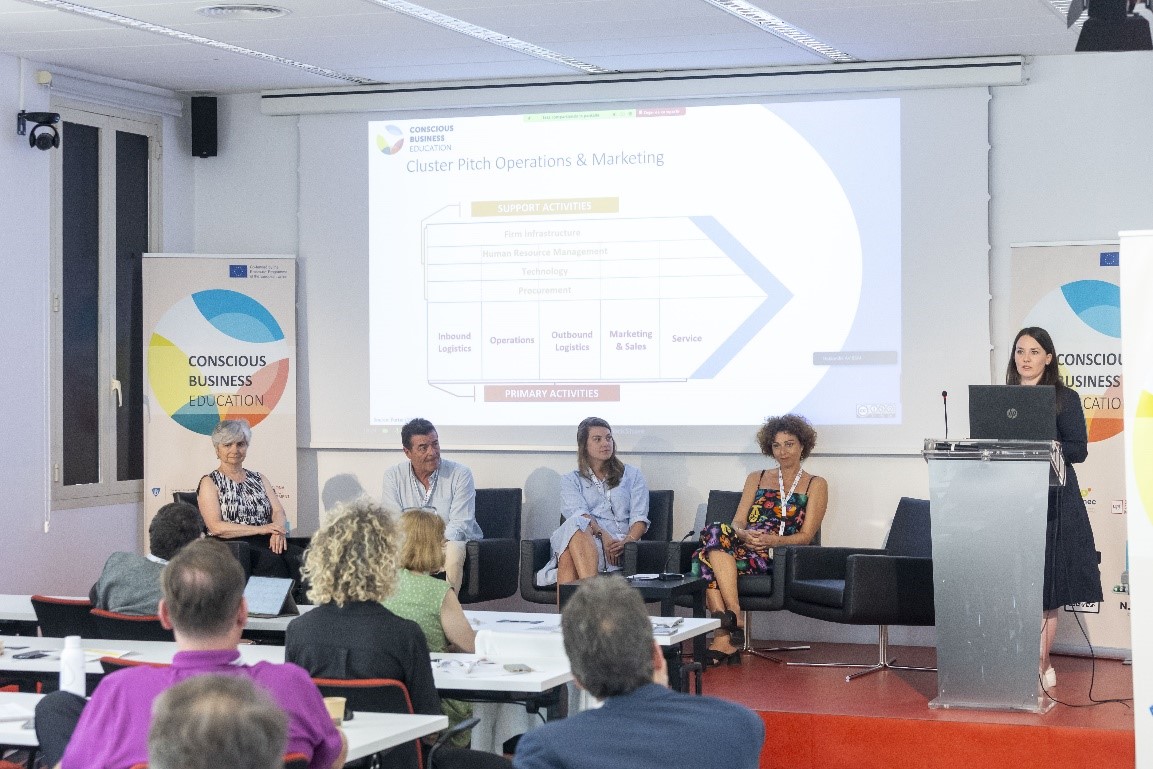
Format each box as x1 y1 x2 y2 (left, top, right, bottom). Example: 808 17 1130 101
663 529 699 576
941 390 949 440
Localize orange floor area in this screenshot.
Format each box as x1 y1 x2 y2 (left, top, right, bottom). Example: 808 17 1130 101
695 642 1135 769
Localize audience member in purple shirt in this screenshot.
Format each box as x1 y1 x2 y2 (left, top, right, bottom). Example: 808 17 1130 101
39 539 345 769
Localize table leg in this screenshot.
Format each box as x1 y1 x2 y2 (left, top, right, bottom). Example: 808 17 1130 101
664 645 685 693
692 587 707 668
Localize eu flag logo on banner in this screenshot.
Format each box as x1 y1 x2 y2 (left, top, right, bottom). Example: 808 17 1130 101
229 264 249 278
1100 252 1119 267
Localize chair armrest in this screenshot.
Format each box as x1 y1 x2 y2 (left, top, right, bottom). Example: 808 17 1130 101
787 545 885 582
842 554 935 625
674 540 698 572
622 541 677 575
519 540 553 596
458 538 519 604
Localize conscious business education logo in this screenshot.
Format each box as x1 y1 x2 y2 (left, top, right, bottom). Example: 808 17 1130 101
148 289 290 436
375 125 405 155
1022 279 1122 442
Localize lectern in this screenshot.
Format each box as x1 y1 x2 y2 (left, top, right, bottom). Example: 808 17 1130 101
922 439 1064 713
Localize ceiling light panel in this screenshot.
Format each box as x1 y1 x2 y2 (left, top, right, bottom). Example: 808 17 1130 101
697 0 856 61
762 0 1080 60
360 0 614 74
414 0 828 71
13 0 376 83
196 4 291 20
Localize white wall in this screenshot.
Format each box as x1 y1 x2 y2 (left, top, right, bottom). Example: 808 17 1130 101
0 54 195 596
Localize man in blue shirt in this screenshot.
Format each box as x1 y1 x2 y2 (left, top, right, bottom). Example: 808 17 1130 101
381 418 482 592
514 577 765 769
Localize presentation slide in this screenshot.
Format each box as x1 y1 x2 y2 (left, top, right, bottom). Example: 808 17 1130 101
367 98 900 429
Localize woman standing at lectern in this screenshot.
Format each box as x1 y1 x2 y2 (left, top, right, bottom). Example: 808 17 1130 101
1006 327 1103 688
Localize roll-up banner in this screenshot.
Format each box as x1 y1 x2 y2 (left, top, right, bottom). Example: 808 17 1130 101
142 254 297 529
1118 231 1153 766
1010 243 1128 656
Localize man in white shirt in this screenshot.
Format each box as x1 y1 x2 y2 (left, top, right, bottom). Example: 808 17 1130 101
381 418 482 592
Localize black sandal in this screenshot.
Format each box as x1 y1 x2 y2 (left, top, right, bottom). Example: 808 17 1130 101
712 609 738 631
712 610 744 647
705 649 742 667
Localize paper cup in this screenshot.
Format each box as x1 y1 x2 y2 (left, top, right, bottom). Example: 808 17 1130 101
323 696 346 726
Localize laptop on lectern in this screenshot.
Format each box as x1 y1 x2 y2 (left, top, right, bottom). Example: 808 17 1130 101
968 384 1057 440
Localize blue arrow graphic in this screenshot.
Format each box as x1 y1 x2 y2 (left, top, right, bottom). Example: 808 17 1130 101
689 216 793 378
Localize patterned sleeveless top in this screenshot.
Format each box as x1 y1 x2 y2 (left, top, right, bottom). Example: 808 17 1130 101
207 468 272 526
746 473 812 536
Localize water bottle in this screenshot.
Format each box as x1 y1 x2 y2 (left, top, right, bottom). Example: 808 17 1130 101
59 635 86 697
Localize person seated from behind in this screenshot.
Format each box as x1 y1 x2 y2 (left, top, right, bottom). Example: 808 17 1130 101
148 675 287 769
513 576 764 769
287 498 511 769
384 507 477 747
89 501 203 615
37 538 345 769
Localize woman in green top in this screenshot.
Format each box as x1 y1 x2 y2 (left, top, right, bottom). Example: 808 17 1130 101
384 507 477 745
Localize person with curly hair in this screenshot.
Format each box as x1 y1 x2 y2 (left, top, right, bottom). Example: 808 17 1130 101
692 414 828 665
285 498 440 717
285 499 512 769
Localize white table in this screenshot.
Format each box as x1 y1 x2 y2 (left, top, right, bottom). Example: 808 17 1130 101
0 594 314 634
0 636 573 694
1 598 719 648
465 610 719 648
0 692 39 748
344 712 447 762
0 595 56 625
0 690 445 763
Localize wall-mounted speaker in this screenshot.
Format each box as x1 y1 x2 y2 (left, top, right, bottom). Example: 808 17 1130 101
191 96 218 158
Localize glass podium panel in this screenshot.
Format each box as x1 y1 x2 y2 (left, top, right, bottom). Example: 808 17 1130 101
924 440 1057 713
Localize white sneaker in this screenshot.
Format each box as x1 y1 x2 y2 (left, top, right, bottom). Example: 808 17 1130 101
1042 667 1057 688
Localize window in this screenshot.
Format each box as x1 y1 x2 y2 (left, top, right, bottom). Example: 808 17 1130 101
52 103 161 507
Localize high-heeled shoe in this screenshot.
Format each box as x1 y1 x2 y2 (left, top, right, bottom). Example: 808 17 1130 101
705 649 742 667
712 609 737 630
712 610 744 647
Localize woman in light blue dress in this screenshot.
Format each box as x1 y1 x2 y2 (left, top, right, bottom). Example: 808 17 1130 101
536 417 650 586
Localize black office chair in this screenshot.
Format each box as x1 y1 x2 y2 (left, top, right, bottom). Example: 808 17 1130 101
784 496 935 681
171 490 199 508
172 490 258 580
669 490 814 662
458 488 522 604
90 609 175 641
31 595 101 638
519 490 673 605
100 657 169 675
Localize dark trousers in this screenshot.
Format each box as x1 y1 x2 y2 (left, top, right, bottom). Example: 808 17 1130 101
34 690 86 767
